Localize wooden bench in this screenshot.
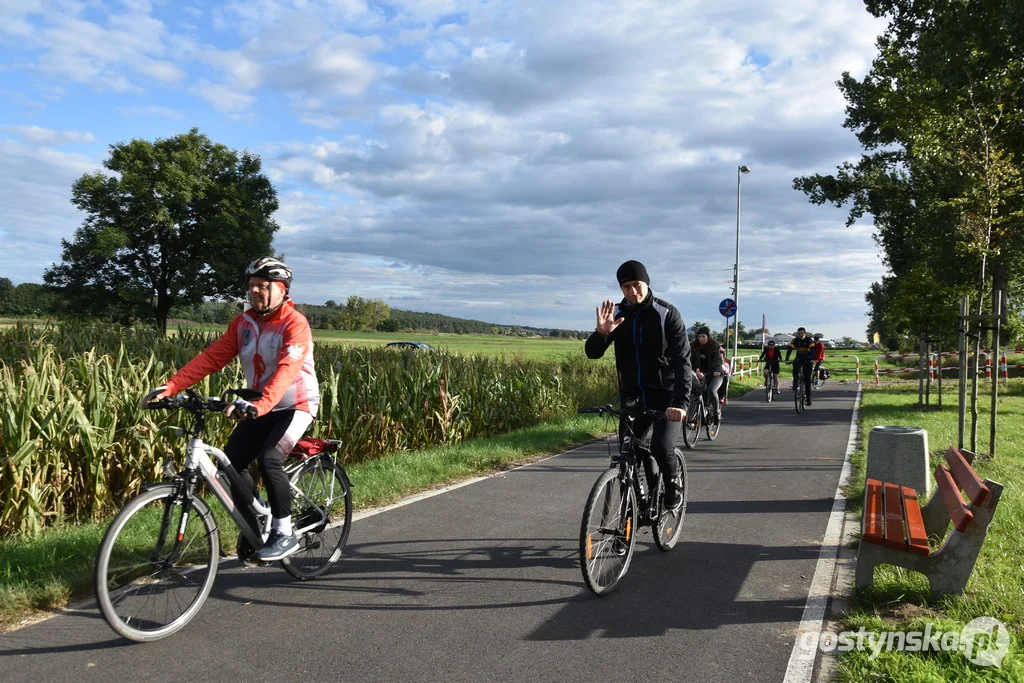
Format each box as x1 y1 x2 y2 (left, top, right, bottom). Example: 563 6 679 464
855 445 1004 597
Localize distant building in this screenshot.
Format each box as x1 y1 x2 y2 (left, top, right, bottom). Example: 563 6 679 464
771 333 794 346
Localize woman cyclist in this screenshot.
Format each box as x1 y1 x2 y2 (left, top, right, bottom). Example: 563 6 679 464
758 339 782 395
690 327 725 422
141 257 320 562
811 334 827 383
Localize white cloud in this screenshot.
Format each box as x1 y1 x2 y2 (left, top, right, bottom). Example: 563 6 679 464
0 137 97 279
116 104 182 118
192 79 257 114
1 125 96 146
0 0 891 340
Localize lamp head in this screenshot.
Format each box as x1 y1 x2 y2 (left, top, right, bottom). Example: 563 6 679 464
739 165 751 174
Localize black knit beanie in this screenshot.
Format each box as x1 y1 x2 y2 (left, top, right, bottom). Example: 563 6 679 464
616 260 650 286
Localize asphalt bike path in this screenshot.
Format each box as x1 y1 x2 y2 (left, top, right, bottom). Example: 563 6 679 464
1 382 860 682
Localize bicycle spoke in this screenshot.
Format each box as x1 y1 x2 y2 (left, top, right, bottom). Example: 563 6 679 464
96 486 219 642
283 458 351 579
580 469 636 595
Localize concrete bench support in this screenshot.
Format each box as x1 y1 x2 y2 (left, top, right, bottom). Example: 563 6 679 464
856 446 1004 597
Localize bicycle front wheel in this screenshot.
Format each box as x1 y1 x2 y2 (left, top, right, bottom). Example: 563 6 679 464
580 468 637 596
653 449 687 551
706 403 721 441
95 484 219 642
765 377 773 403
795 373 806 413
283 456 352 579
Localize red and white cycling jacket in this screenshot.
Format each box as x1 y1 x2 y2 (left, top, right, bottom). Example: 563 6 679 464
165 299 319 418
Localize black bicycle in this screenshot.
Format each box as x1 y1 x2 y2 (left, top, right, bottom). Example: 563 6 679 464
576 404 688 596
95 389 352 642
793 362 810 413
764 367 779 403
682 371 722 448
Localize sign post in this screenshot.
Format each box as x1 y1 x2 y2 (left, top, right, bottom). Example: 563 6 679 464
719 298 736 349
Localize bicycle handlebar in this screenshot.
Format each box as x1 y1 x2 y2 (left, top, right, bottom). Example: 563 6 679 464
143 388 263 415
577 404 666 419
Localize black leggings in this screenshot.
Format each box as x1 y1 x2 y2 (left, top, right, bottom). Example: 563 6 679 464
224 409 309 520
619 412 682 485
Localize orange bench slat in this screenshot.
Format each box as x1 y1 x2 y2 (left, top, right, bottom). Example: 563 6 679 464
883 481 907 550
901 486 930 555
935 464 974 533
945 446 989 507
863 479 885 544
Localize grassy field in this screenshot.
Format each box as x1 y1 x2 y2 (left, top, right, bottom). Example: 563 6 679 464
312 329 593 360
837 381 1023 680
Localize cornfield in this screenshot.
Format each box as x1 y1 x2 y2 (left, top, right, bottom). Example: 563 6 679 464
0 323 614 536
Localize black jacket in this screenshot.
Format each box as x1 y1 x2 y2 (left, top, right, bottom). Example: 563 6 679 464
786 336 815 362
691 340 725 376
585 292 691 410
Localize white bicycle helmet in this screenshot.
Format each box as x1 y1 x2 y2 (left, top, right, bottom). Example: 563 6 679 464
245 257 292 290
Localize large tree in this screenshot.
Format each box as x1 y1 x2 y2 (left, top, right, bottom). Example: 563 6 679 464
794 0 1024 346
45 129 280 332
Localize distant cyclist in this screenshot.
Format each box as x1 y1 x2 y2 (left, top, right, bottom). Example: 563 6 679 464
585 260 691 509
690 327 725 422
786 327 814 405
758 339 782 394
141 257 320 561
811 334 827 383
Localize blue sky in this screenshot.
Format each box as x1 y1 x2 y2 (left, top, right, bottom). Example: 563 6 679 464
0 0 889 340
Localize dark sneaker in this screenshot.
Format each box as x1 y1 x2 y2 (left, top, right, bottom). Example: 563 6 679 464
255 530 299 561
236 533 268 566
663 480 683 510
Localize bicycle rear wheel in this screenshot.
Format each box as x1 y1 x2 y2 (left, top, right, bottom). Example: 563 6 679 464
283 456 352 579
580 467 637 596
682 398 701 449
95 483 219 642
653 449 687 551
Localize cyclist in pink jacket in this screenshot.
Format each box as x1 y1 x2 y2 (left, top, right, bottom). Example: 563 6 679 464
142 258 320 561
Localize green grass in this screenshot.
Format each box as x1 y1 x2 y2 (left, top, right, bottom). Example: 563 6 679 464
836 381 1024 680
312 329 594 360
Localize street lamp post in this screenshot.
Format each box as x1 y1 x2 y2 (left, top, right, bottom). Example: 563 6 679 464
733 164 751 365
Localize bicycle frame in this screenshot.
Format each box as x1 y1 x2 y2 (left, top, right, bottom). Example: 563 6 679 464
167 424 333 551
618 421 659 523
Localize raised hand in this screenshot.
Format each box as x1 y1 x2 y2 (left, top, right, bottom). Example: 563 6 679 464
596 300 625 336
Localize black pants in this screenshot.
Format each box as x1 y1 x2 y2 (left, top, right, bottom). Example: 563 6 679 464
792 358 813 397
224 409 308 520
619 412 682 487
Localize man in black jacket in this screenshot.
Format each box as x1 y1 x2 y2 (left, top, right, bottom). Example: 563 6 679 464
585 260 691 508
786 327 815 405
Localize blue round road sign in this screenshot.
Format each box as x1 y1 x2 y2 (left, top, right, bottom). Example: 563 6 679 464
719 298 736 317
